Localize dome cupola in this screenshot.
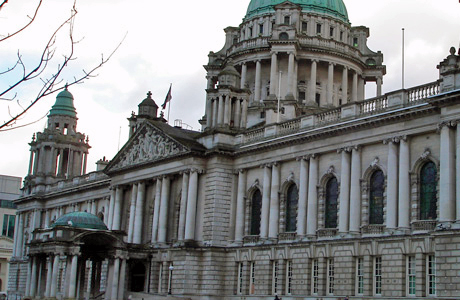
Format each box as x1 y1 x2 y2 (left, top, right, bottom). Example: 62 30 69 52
51 212 108 230
49 87 77 118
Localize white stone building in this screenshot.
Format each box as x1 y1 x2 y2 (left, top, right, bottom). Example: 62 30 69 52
7 0 460 299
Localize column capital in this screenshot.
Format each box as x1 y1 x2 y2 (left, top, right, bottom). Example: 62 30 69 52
234 168 246 175
311 59 319 64
342 65 349 71
383 136 406 144
296 156 309 161
260 163 272 169
337 147 353 154
438 120 459 131
329 61 336 67
190 167 205 174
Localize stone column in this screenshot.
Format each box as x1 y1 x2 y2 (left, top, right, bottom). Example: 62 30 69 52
297 158 309 236
16 213 24 257
111 258 120 300
212 99 218 127
108 188 116 230
241 63 247 88
44 209 51 228
352 71 358 102
127 184 137 243
358 76 365 100
151 178 162 242
234 99 241 128
235 170 247 243
91 200 97 215
112 186 123 231
327 62 335 105
217 95 224 125
117 259 127 299
50 254 60 298
377 77 383 97
307 155 319 236
398 137 410 229
342 66 348 104
158 177 171 243
260 164 272 238
255 60 262 102
386 139 399 229
269 163 280 239
178 172 189 241
287 52 295 97
270 53 278 96
28 150 34 176
349 146 362 233
439 123 456 222
206 98 213 128
185 170 199 241
25 258 32 296
241 99 248 128
33 149 39 175
12 213 19 257
45 256 53 298
456 124 460 221
224 95 230 125
338 149 351 233
309 60 318 103
68 255 79 299
30 256 38 297
133 181 145 244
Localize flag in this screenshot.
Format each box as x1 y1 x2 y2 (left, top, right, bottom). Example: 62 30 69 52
162 84 172 110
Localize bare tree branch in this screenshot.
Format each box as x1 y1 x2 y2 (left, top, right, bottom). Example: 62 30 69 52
0 0 43 42
0 0 8 11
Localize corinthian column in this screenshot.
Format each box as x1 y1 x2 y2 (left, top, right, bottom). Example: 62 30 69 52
270 53 278 97
287 52 295 97
158 177 171 243
260 165 272 238
217 95 224 125
241 63 247 88
386 139 399 229
439 123 456 222
185 170 199 241
151 178 162 243
342 66 348 104
398 137 410 229
235 170 247 243
349 146 362 233
338 148 351 233
327 62 335 105
178 172 189 241
268 163 280 239
307 155 319 236
112 186 123 231
255 60 262 102
309 60 318 104
127 184 138 243
133 181 145 244
297 158 309 236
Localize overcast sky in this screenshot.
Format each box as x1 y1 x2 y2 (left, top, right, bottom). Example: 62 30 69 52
0 0 459 179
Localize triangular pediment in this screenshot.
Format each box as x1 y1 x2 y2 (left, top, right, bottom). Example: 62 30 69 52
107 122 189 172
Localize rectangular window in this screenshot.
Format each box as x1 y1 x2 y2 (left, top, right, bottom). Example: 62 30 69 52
327 258 334 295
427 255 436 296
286 260 293 295
272 261 279 295
315 93 321 106
330 27 334 37
316 24 322 34
167 262 173 294
407 256 416 296
237 262 244 295
374 257 382 296
353 37 359 47
312 259 319 295
249 262 256 295
356 257 364 295
249 27 253 38
299 91 306 101
259 24 264 35
158 263 163 293
340 31 344 41
284 16 290 25
2 214 15 238
302 21 308 32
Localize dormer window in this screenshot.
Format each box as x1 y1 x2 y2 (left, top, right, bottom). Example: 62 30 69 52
284 16 290 25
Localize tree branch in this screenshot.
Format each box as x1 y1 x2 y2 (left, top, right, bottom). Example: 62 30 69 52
0 0 43 42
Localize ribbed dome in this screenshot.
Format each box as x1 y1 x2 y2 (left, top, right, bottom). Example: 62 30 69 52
49 88 77 118
51 212 108 230
245 0 349 22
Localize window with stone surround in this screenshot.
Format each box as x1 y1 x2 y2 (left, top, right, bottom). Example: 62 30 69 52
284 16 290 25
249 261 256 295
327 258 335 295
325 177 338 228
355 257 364 295
369 170 385 224
302 21 308 32
285 184 299 232
407 256 416 296
286 260 293 295
311 259 319 295
272 260 279 295
2 214 15 238
420 161 437 220
427 255 436 296
250 190 262 235
316 23 322 35
237 262 244 295
373 256 382 296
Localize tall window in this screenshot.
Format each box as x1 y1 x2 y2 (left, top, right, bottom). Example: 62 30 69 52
284 16 290 25
259 24 264 35
249 262 256 295
374 257 382 296
420 161 437 220
2 214 15 238
286 260 293 295
312 259 319 295
237 262 243 295
316 23 322 35
427 255 436 296
250 190 262 235
325 177 339 228
272 261 279 295
356 257 364 295
407 256 416 296
369 170 385 224
302 21 308 32
327 258 335 295
286 184 299 232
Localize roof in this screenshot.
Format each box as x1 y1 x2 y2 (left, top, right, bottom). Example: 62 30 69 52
51 212 108 230
245 0 349 23
49 88 77 118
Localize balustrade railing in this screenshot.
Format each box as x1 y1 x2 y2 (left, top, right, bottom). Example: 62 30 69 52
316 108 341 125
298 36 360 58
411 220 437 231
278 232 297 242
227 37 270 55
358 95 388 115
243 128 265 143
361 225 385 235
317 228 338 238
278 119 300 135
243 235 260 244
407 81 440 103
45 172 109 193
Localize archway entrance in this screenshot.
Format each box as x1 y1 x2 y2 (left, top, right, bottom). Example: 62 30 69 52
130 261 147 292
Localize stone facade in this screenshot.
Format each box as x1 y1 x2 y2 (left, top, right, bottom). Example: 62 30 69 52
8 1 460 300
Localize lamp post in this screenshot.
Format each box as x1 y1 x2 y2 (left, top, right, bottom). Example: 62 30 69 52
168 264 174 295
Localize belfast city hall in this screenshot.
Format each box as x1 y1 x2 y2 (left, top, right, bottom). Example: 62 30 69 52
7 0 460 299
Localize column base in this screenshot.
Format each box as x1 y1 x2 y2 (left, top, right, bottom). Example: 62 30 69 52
267 94 278 101
285 93 295 100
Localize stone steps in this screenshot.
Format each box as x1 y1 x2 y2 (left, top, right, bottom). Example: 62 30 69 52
126 292 191 300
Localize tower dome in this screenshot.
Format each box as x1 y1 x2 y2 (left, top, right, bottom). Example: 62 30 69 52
245 0 349 22
51 212 108 230
49 87 77 118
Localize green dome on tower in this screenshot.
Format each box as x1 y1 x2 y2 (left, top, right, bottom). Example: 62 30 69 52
49 87 77 118
51 212 108 230
245 0 349 22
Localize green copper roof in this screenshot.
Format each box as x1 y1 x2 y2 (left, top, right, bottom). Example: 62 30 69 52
49 88 77 118
245 0 349 22
51 212 108 230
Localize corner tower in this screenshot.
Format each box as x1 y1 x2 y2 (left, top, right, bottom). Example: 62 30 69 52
24 88 91 194
202 0 386 131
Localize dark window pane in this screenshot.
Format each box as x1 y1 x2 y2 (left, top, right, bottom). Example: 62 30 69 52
286 184 299 232
2 216 7 236
325 177 338 228
370 170 385 224
8 215 15 238
251 190 262 235
420 162 437 220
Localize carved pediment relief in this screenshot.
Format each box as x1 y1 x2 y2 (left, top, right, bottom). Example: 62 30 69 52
110 124 188 171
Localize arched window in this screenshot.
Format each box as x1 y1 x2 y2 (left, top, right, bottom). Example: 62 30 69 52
250 190 262 235
369 170 385 224
285 184 299 232
279 32 289 40
420 161 437 220
325 177 338 228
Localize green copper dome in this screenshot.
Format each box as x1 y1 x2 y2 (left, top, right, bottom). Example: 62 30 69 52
245 0 349 22
49 88 77 118
51 212 108 230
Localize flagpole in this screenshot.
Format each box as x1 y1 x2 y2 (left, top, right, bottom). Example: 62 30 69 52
167 83 172 123
402 28 405 90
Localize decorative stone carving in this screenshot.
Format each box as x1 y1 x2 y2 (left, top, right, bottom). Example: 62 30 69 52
112 125 187 170
370 157 380 168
